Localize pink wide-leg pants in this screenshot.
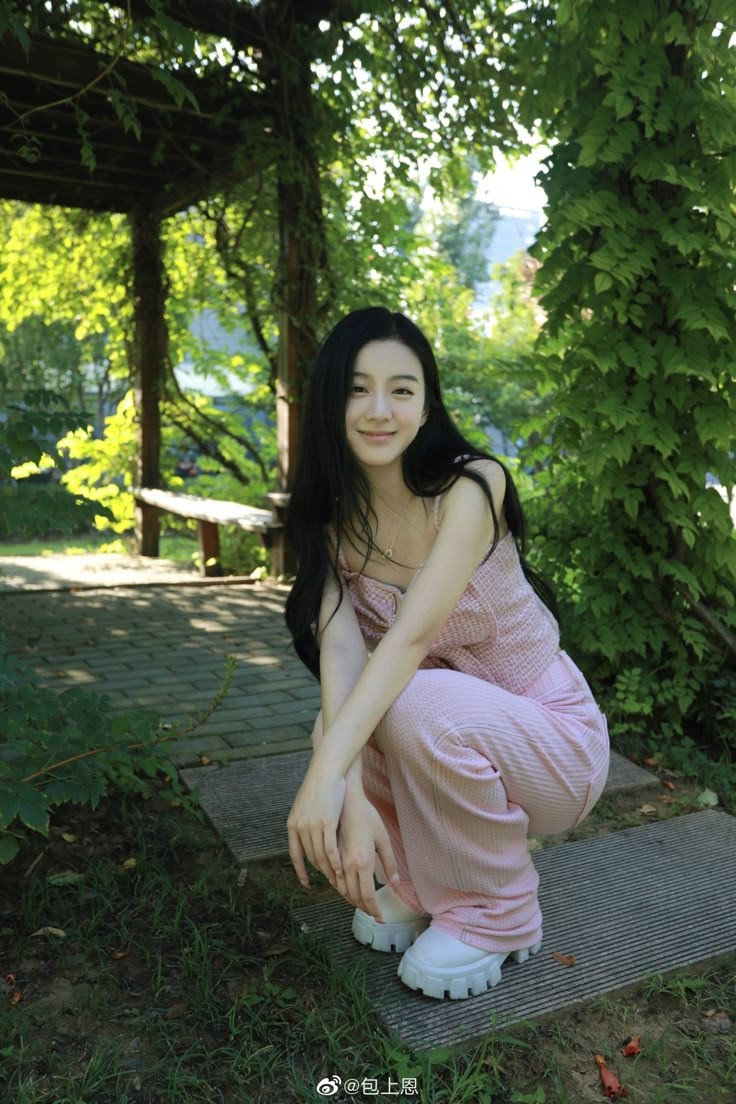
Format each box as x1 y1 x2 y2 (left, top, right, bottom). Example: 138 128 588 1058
311 649 609 954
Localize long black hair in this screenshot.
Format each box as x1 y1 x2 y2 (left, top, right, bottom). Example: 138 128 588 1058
284 306 557 679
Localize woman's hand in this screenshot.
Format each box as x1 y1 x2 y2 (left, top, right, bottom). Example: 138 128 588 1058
333 793 400 922
287 762 347 889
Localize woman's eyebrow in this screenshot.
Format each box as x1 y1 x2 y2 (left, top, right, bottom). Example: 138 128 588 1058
352 371 420 382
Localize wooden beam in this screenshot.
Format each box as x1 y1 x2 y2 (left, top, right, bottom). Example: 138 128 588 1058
131 204 167 557
0 35 256 118
111 0 365 50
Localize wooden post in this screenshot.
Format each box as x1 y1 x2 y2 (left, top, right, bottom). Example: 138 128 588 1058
269 19 327 577
131 204 167 557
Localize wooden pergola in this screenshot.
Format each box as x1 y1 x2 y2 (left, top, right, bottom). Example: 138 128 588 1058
0 0 360 573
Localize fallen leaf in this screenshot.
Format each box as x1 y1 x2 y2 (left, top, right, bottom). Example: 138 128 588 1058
658 795 677 804
47 871 85 886
663 781 676 791
696 789 719 808
621 1035 641 1056
643 757 657 767
132 1073 142 1091
111 950 129 960
199 756 211 766
527 837 543 852
10 991 22 1006
5 974 15 988
552 951 576 967
638 804 657 815
166 1001 187 1019
700 1011 732 1034
264 943 289 957
121 858 137 870
595 1054 628 1099
31 926 66 939
61 832 78 843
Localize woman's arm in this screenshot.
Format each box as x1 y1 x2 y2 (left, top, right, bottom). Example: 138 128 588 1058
311 461 505 780
315 569 401 914
316 567 369 796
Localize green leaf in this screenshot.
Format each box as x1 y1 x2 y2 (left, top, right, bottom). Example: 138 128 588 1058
0 833 21 864
594 271 613 294
47 870 86 887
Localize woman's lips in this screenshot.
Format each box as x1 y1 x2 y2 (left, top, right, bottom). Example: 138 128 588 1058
359 431 395 440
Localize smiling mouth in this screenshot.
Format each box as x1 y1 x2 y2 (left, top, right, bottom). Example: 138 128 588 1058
359 431 395 438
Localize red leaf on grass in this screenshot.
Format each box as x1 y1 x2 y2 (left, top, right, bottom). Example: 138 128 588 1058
643 757 657 767
621 1035 641 1057
663 781 676 791
595 1055 628 1099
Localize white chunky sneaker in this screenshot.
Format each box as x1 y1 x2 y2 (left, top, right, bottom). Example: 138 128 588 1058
352 884 431 953
397 925 542 1000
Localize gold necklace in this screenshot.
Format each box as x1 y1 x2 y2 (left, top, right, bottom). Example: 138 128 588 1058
376 493 413 560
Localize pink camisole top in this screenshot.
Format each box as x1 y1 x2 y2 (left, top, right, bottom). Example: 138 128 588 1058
333 493 561 696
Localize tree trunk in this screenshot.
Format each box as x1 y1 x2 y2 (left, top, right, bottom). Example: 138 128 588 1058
130 204 167 557
266 11 329 575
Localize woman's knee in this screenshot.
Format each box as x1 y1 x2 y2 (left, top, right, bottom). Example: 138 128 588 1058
375 670 455 755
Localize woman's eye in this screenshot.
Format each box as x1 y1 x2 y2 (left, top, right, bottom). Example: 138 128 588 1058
395 388 413 396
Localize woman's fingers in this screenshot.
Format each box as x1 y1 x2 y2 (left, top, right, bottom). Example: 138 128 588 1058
375 832 400 888
309 826 343 885
357 865 382 921
287 827 310 888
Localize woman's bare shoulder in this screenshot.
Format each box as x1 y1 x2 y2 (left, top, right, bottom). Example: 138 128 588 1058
456 458 506 515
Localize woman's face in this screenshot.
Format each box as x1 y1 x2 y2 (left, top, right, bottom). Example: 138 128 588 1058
345 339 427 473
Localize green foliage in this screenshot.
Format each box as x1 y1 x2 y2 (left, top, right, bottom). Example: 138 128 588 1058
57 390 138 534
437 194 499 289
0 380 110 539
0 649 237 864
522 0 736 759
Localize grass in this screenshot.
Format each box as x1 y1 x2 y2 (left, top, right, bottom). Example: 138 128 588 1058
0 532 199 564
1 786 735 1104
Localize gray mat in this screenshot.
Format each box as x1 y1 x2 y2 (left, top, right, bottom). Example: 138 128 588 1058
180 750 657 863
293 810 736 1049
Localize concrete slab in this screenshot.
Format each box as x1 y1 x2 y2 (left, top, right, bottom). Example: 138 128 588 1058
293 810 736 1049
179 750 658 863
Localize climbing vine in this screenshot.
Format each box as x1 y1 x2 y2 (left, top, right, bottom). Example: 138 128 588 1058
521 0 736 758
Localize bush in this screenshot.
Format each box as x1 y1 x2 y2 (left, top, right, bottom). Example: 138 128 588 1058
0 649 236 864
0 385 109 539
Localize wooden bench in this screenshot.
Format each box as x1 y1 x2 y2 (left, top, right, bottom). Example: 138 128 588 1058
133 487 290 577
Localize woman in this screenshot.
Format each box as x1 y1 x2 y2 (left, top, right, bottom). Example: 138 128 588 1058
284 306 609 1001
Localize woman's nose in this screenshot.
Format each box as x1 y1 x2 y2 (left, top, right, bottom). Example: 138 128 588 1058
367 391 391 419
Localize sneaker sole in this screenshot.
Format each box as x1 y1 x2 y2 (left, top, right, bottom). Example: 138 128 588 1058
352 909 431 953
398 940 543 999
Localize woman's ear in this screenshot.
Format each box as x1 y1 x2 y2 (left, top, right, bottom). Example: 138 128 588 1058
420 407 428 426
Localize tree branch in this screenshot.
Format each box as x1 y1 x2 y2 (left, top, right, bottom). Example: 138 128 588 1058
164 353 269 481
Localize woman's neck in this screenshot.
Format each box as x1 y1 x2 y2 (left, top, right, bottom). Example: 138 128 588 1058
361 464 412 511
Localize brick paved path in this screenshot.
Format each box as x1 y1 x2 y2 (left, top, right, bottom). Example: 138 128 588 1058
1 580 320 768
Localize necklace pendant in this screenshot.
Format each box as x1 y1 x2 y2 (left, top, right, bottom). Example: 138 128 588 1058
384 549 393 559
